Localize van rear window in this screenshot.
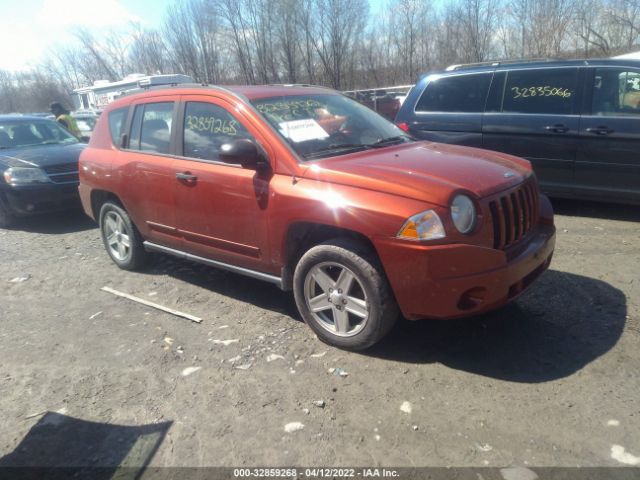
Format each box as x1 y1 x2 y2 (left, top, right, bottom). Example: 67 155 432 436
415 73 491 113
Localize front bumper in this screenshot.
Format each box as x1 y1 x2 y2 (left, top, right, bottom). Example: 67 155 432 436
375 223 556 320
1 183 81 216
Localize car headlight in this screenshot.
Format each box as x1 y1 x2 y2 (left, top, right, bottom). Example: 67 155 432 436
397 210 446 240
451 194 476 234
3 167 50 185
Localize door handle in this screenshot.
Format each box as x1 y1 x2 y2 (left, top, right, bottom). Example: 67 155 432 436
544 124 569 133
176 172 198 184
586 126 614 135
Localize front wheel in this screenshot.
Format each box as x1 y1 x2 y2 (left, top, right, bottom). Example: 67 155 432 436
293 238 399 350
99 201 147 270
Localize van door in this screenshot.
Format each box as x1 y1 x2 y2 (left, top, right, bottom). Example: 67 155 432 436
577 67 640 204
405 71 492 147
482 67 581 195
172 96 273 274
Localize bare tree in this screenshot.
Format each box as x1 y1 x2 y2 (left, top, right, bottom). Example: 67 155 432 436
273 0 303 83
129 24 170 75
456 0 500 62
302 0 369 89
527 0 574 57
5 0 640 113
73 28 121 81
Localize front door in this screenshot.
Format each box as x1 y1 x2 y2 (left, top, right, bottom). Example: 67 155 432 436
173 96 273 274
482 67 581 195
577 67 640 204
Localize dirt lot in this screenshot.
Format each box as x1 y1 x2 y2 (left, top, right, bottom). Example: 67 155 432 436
0 198 639 471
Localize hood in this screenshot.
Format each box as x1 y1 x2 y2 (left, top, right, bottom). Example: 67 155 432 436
300 141 532 206
0 143 86 169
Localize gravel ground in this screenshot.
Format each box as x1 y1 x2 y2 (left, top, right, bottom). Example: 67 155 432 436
0 198 638 470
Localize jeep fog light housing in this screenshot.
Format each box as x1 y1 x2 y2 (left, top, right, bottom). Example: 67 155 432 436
397 210 445 240
451 194 476 234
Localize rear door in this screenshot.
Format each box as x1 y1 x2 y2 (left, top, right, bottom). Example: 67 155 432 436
118 98 181 248
482 67 582 195
172 96 273 273
407 71 492 147
577 66 640 203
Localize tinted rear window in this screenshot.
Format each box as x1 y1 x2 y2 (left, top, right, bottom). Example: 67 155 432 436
502 68 578 115
108 107 128 146
128 102 174 154
415 73 492 113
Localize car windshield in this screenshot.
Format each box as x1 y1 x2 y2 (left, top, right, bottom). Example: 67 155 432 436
76 117 97 132
0 119 79 149
251 94 412 160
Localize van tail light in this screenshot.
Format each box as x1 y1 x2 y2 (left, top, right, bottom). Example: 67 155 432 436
396 122 410 132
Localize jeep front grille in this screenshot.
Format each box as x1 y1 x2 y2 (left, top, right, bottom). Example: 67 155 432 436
489 179 539 250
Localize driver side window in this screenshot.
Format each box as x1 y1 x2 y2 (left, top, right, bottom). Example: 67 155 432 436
183 102 254 162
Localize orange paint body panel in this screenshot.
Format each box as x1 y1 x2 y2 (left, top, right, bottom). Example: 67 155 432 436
79 85 555 321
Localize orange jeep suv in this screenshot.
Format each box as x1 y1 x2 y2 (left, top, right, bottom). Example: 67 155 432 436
79 84 556 350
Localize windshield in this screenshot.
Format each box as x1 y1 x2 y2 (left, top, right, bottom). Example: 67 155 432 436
76 117 97 132
0 119 79 149
251 94 412 160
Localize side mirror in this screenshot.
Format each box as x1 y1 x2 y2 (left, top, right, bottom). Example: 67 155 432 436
219 138 269 170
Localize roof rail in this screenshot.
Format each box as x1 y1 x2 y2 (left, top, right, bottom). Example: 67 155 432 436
266 83 329 89
445 58 563 71
343 85 414 94
119 83 210 98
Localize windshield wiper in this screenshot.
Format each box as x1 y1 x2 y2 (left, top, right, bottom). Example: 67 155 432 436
305 143 371 159
369 135 411 148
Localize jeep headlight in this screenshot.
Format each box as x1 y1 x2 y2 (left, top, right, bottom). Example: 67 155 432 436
451 194 476 234
3 167 49 185
397 210 445 240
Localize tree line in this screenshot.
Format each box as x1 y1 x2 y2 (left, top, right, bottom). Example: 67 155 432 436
1 0 639 113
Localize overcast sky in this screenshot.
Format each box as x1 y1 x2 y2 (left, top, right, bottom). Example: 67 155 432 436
1 0 390 73
0 0 173 71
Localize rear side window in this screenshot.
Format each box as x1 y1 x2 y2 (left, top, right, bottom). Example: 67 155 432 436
128 102 174 154
592 68 640 116
415 73 491 113
182 102 253 162
108 107 128 146
502 68 578 115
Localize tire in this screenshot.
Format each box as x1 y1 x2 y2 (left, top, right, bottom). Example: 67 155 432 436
293 238 399 350
99 201 147 270
0 196 15 228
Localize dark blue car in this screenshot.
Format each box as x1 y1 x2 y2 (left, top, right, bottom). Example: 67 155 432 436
395 58 640 205
0 115 85 227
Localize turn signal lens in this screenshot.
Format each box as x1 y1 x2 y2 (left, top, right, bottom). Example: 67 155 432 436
397 210 446 241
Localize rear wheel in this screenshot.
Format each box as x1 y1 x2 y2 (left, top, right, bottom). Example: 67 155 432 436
293 238 399 350
99 201 147 270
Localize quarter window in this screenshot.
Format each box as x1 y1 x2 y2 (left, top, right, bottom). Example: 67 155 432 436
415 73 492 113
128 102 174 154
592 68 640 116
182 102 253 162
108 107 128 146
502 69 577 115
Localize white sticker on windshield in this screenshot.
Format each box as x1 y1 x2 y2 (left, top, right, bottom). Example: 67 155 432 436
278 119 329 143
